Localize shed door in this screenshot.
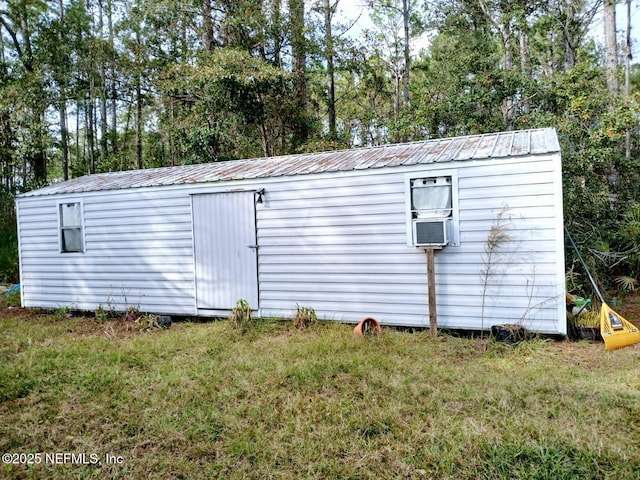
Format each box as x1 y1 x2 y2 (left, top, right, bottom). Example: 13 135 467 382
192 192 258 310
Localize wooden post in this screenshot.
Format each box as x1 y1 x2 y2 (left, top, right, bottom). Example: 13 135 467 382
425 248 438 335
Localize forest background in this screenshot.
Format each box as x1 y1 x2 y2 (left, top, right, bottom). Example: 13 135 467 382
1 0 639 299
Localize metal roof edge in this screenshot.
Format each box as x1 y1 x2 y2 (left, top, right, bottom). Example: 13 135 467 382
17 128 559 198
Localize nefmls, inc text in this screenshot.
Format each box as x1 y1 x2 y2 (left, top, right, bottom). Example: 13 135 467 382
2 452 124 465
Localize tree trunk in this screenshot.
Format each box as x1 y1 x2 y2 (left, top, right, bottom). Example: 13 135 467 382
324 0 336 138
202 0 214 51
32 114 47 182
260 122 273 158
272 0 282 66
603 0 618 94
289 0 309 148
0 26 4 64
169 101 176 166
107 0 118 154
136 78 142 169
393 62 400 121
98 0 108 163
519 18 530 115
501 26 514 129
75 100 81 173
624 0 631 157
290 0 306 106
477 0 514 129
562 1 576 72
541 30 555 76
14 0 46 183
17 0 33 72
86 93 95 174
59 93 69 181
135 23 143 169
58 0 69 181
121 97 133 170
401 0 410 108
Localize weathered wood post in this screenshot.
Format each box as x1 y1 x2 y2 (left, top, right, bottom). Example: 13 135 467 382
425 247 438 335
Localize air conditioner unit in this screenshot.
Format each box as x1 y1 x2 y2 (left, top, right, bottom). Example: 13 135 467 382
412 219 449 247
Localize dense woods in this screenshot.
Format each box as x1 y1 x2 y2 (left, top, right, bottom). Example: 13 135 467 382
1 0 639 292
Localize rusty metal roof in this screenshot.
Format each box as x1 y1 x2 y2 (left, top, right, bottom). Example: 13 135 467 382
20 128 559 197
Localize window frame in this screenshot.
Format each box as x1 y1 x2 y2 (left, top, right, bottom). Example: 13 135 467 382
405 170 460 247
58 200 85 254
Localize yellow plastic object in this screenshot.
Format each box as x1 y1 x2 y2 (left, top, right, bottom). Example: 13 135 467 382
600 303 640 350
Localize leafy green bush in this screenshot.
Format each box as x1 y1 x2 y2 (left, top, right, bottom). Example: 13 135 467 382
0 224 18 285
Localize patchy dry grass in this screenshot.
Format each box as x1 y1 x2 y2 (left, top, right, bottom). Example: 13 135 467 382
1 309 639 479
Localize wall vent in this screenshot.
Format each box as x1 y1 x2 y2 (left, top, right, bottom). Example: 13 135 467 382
413 220 449 247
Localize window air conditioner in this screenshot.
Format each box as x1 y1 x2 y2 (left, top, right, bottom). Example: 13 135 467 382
413 219 449 247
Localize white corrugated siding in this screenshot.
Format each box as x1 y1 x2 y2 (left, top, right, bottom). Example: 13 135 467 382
16 146 564 333
256 155 564 333
17 191 196 314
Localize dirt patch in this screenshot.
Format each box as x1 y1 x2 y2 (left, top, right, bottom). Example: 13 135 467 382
553 341 605 368
618 297 640 328
0 306 50 321
0 307 178 340
73 318 142 339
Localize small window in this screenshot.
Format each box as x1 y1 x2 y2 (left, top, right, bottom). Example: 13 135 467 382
59 202 84 253
410 177 452 219
405 172 460 247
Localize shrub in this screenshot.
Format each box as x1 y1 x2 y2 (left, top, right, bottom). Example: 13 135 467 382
94 304 109 322
134 314 170 332
293 304 317 329
0 224 18 284
229 299 253 332
54 305 74 321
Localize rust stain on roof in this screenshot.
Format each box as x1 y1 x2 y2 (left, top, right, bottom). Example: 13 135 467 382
20 128 559 197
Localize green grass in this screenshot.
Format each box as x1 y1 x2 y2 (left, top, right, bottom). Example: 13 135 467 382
1 312 639 479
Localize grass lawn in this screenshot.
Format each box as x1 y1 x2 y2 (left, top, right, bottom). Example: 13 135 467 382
1 307 639 479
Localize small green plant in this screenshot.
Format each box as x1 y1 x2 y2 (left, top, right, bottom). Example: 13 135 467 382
134 314 162 332
229 299 253 331
54 305 75 321
94 304 109 322
565 265 584 294
124 305 141 322
293 304 317 329
614 275 637 294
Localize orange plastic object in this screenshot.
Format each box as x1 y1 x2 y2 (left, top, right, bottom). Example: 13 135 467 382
353 317 382 336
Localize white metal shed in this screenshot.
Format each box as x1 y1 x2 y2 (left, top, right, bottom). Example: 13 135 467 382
15 128 566 334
